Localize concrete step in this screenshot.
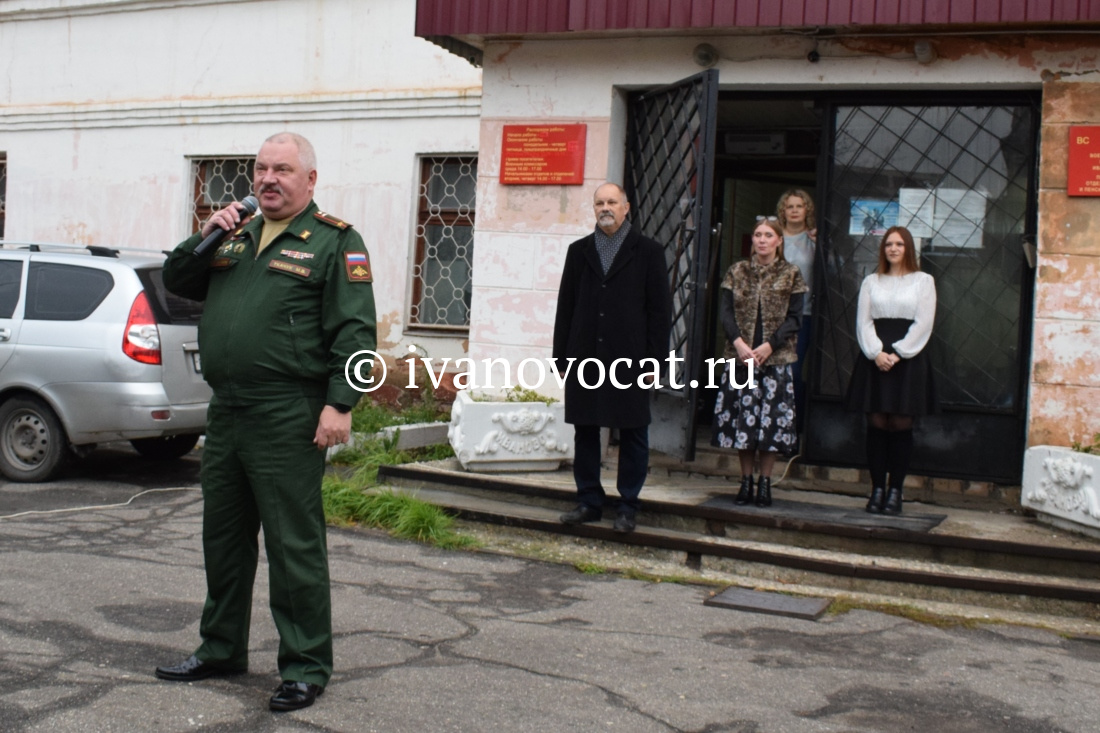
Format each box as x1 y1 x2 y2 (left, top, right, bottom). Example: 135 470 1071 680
378 461 1099 582
383 483 1100 619
650 445 1023 510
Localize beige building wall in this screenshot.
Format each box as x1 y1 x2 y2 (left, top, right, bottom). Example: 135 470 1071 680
1032 80 1100 447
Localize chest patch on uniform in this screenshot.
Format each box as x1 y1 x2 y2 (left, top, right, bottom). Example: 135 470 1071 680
280 249 315 260
269 259 312 278
209 256 237 270
345 252 372 282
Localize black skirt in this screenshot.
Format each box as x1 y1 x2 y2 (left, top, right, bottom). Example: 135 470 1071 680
845 318 937 416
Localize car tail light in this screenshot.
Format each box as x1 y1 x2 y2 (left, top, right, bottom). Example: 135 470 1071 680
123 292 161 365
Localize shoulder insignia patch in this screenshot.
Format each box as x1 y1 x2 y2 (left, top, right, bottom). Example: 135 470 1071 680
315 211 352 230
345 251 372 283
269 259 312 278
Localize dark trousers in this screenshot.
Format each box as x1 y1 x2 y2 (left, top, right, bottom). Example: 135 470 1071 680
572 424 648 518
196 393 332 687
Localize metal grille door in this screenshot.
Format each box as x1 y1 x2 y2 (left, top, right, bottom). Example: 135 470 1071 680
625 69 719 459
807 99 1038 482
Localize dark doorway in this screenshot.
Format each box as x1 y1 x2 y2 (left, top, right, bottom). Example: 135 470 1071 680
697 95 824 436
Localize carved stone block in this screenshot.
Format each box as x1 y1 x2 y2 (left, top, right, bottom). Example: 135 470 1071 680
447 390 573 472
1022 445 1100 538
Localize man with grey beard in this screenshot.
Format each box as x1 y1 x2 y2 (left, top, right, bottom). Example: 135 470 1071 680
553 182 671 534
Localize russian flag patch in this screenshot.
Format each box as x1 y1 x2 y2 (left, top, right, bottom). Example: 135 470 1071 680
345 251 372 282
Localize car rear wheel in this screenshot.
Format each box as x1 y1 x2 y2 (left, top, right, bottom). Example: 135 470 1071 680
130 434 200 460
0 396 69 482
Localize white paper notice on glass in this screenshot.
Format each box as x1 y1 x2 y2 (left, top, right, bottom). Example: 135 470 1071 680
898 188 935 239
933 188 986 249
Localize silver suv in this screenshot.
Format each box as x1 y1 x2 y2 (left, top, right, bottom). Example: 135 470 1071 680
0 243 211 481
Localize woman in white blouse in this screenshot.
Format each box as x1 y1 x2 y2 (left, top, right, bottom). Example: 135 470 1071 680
845 226 937 515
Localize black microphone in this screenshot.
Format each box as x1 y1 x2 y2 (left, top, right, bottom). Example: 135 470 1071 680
193 195 259 257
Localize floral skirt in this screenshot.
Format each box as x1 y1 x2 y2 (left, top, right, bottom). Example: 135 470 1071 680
711 361 798 456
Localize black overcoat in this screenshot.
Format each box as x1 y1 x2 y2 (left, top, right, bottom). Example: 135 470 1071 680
552 227 672 428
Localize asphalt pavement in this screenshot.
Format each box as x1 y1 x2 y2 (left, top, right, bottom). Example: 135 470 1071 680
1 450 1099 732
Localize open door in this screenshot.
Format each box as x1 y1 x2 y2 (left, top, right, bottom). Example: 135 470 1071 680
624 69 719 461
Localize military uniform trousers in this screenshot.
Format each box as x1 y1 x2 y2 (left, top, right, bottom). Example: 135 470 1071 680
195 391 332 687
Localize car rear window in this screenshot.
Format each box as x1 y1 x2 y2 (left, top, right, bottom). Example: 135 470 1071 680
0 260 23 318
139 267 204 325
25 262 114 320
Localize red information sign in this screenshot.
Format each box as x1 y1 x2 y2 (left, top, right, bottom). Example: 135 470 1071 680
500 124 586 185
1068 125 1100 196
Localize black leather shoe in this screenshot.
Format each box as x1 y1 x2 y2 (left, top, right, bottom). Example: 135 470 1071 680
613 513 636 533
270 680 324 712
882 486 903 515
865 486 886 514
734 475 754 505
755 476 772 507
155 655 246 682
560 504 601 525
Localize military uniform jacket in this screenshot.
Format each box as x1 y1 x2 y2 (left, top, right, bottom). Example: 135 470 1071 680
162 200 377 407
552 227 671 428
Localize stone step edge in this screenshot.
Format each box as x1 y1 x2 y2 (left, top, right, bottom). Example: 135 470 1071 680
649 448 1023 507
390 485 1100 605
377 462 1100 567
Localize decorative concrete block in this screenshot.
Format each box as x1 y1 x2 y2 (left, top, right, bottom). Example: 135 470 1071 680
1022 445 1100 538
447 390 573 472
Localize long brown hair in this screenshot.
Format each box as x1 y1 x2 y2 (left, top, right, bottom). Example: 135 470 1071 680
876 226 919 275
776 189 816 231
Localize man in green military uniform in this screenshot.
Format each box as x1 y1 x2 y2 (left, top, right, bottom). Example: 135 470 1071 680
155 132 376 712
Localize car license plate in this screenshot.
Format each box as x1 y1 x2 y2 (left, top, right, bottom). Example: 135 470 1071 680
191 352 202 373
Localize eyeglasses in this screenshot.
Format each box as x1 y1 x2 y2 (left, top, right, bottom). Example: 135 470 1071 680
755 216 778 222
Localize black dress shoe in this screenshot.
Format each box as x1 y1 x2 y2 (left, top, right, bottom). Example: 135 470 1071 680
734 475 754 505
155 655 246 682
865 486 886 514
613 513 636 533
270 680 324 712
560 504 601 525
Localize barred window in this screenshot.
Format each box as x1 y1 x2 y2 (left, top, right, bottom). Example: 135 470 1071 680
0 154 6 239
410 156 477 330
189 157 255 234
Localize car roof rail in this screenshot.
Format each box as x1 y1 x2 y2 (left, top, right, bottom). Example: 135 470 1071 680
0 241 150 259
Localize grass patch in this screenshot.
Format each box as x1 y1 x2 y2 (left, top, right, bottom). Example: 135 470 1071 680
826 596 984 628
323 425 475 550
574 562 607 575
349 388 448 435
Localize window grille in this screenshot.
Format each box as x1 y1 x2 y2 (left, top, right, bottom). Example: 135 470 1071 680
410 156 477 329
190 157 255 234
0 155 6 239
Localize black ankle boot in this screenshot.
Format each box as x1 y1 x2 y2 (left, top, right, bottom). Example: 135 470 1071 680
755 476 772 507
734 475 754 505
865 486 886 514
882 486 903 515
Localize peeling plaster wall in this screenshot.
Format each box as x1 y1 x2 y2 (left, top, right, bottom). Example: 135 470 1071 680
0 0 482 359
1032 80 1100 447
472 33 1100 430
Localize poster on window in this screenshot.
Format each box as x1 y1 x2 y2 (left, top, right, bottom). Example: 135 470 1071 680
897 188 936 238
848 199 898 235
